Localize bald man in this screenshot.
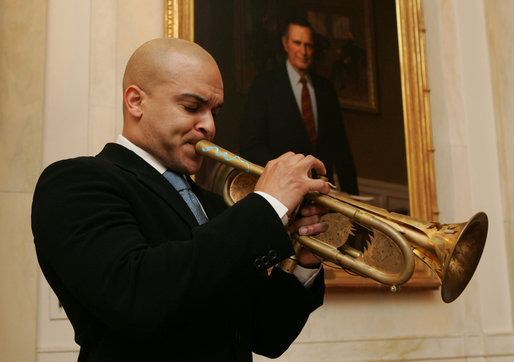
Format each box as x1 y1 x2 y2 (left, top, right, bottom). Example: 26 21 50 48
32 38 329 361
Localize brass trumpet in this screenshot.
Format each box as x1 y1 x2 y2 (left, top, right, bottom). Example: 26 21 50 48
196 140 488 303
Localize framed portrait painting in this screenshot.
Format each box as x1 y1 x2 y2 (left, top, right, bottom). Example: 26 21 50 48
165 0 441 291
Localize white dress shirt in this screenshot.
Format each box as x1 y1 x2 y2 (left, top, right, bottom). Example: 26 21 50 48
116 135 320 287
286 60 319 132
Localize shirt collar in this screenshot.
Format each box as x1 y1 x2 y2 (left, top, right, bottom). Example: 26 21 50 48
116 134 167 175
286 60 310 86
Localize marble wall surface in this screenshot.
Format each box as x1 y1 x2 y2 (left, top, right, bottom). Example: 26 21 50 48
484 0 514 327
0 0 47 361
424 0 512 334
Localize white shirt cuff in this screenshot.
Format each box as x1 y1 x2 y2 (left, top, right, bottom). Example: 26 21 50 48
293 264 321 289
253 191 289 225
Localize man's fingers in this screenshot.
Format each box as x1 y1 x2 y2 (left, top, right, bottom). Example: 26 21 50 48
298 221 329 236
301 203 329 217
288 214 320 231
289 213 329 235
306 178 330 195
271 151 304 165
300 154 327 177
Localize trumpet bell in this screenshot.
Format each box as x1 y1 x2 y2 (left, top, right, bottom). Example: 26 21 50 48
440 212 488 303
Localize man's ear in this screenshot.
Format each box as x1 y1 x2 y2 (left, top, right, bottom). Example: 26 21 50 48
281 35 288 52
124 85 144 118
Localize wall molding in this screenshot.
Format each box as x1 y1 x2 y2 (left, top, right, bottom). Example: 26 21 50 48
358 177 409 213
38 332 514 360
260 331 514 361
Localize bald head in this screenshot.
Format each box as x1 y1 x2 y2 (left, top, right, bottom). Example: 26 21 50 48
123 38 217 95
121 38 223 174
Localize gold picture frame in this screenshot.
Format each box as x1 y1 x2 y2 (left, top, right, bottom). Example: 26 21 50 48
163 0 194 40
164 0 440 290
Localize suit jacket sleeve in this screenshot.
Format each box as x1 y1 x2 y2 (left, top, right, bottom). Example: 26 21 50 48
252 267 324 358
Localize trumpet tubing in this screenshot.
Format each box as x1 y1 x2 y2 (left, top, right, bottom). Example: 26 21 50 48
196 140 488 303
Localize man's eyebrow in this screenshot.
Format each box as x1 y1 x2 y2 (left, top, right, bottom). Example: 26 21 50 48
178 93 224 109
177 93 208 104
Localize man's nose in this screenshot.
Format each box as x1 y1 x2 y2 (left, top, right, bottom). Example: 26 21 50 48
197 112 216 137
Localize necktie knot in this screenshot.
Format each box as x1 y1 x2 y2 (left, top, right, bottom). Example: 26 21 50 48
300 75 307 85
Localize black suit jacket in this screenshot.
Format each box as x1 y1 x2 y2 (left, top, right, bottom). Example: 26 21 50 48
240 65 359 194
31 143 324 362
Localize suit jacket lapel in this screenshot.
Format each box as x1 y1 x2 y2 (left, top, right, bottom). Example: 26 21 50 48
97 143 199 228
278 65 304 123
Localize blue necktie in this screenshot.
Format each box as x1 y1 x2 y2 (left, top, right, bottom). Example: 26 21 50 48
163 170 208 225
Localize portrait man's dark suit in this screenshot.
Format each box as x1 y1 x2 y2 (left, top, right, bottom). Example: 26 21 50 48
240 64 359 195
32 143 324 361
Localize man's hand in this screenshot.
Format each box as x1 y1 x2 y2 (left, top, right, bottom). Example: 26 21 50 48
288 203 328 236
254 152 330 215
289 203 329 268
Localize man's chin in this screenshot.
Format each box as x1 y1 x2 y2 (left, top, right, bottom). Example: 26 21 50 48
184 158 203 175
165 155 202 175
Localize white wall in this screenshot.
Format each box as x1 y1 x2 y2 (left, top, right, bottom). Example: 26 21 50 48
27 0 514 361
0 0 47 361
483 0 514 328
425 0 514 335
423 0 512 334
